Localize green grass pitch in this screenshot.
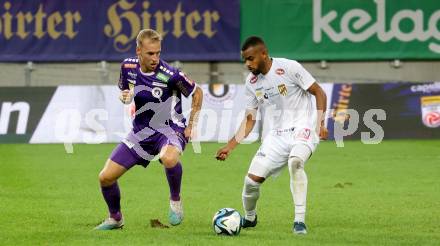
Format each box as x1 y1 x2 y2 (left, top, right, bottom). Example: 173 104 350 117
1 140 439 245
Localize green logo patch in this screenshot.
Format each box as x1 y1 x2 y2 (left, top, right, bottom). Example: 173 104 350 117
156 73 169 83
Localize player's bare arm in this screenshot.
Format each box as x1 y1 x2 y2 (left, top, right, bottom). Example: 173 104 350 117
307 82 328 140
216 108 257 161
185 86 203 139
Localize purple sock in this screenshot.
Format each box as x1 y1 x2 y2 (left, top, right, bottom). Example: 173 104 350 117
165 162 183 201
101 182 122 221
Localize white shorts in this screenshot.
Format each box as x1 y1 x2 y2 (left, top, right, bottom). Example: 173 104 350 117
248 127 319 178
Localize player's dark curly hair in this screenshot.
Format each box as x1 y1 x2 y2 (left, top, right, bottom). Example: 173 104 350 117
241 36 266 51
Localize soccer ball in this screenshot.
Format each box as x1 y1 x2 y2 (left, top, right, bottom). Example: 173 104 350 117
212 208 242 236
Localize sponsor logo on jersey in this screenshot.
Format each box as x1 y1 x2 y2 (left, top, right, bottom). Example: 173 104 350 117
160 65 174 76
255 89 265 103
124 58 138 63
179 72 194 85
255 150 266 157
421 96 440 128
124 63 137 68
122 138 135 149
128 71 137 79
156 72 170 83
250 75 258 84
152 87 163 99
263 87 278 99
295 72 303 83
152 82 168 88
276 68 285 75
176 81 190 97
278 84 288 96
127 79 136 84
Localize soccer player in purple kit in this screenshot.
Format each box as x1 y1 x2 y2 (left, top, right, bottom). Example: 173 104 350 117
94 29 203 230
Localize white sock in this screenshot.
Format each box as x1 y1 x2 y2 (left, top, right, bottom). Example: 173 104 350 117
242 176 261 221
289 157 308 223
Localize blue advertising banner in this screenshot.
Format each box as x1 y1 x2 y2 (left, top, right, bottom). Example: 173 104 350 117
0 0 239 61
328 82 440 140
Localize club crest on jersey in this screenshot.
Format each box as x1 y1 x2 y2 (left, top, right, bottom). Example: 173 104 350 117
250 75 258 84
152 87 163 99
278 84 288 96
297 128 311 140
276 68 285 75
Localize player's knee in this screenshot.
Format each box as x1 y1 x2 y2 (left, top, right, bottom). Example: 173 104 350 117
247 173 265 184
99 171 116 187
243 175 262 195
288 156 304 172
160 155 179 168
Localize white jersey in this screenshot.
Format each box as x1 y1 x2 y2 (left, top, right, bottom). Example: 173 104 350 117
245 58 317 130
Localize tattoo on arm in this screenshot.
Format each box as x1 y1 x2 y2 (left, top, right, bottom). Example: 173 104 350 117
188 87 203 128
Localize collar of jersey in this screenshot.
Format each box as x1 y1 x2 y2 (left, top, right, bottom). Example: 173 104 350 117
138 67 155 76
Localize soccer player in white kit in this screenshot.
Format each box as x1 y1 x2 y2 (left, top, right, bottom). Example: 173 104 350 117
216 36 328 234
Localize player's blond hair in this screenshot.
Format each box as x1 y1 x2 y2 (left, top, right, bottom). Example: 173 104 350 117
136 29 162 47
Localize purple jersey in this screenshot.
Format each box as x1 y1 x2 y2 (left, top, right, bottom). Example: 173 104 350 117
118 57 196 140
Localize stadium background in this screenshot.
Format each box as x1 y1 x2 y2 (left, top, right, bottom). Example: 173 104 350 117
0 0 439 143
0 0 439 245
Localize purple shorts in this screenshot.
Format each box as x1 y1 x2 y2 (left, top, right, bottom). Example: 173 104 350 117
109 130 188 169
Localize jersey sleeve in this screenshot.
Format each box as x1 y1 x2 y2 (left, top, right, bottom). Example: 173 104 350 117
169 70 197 98
245 84 258 110
118 63 129 90
287 60 315 91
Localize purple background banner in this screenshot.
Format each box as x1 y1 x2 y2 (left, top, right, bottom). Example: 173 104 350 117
0 0 240 61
